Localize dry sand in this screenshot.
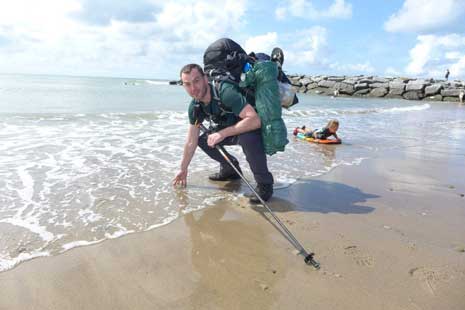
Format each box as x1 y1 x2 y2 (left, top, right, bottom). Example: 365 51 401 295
1 147 464 310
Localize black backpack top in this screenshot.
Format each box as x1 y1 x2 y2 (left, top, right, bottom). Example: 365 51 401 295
203 38 299 109
203 38 249 83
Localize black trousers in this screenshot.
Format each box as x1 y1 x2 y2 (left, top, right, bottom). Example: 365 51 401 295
197 129 274 185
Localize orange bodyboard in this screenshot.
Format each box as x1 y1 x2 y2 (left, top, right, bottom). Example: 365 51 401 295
295 132 341 144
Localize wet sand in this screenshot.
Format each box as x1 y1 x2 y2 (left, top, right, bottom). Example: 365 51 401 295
0 147 464 310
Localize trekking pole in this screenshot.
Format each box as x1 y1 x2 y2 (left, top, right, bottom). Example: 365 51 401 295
198 123 320 269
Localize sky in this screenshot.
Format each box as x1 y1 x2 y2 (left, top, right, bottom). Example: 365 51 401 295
1 0 465 80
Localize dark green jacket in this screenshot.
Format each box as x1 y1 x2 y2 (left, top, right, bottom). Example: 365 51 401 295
188 83 245 130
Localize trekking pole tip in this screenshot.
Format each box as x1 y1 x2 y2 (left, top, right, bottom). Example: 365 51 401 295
304 253 320 269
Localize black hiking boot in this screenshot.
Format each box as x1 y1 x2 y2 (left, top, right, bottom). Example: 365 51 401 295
209 160 242 181
271 47 284 66
245 183 273 204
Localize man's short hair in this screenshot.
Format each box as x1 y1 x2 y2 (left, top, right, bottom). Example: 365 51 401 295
179 64 204 78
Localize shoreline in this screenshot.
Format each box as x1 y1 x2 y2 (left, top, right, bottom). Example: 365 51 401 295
1 143 464 309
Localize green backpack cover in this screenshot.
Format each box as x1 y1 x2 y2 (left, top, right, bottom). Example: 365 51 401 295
240 61 288 155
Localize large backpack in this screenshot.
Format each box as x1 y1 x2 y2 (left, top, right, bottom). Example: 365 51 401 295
203 38 249 84
203 38 298 108
202 38 291 155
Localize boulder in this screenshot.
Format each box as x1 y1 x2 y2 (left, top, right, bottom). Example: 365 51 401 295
424 95 443 101
443 96 460 102
389 82 405 90
372 77 390 83
447 81 463 88
306 83 318 90
424 84 443 96
299 77 312 86
441 88 462 97
299 86 307 93
369 87 388 97
411 79 431 84
327 76 346 82
358 78 374 84
370 83 390 89
318 80 337 88
308 87 332 95
388 82 405 95
354 83 369 90
388 87 405 96
392 78 410 83
334 82 355 95
342 77 360 85
311 76 325 83
290 77 301 87
403 91 424 100
353 88 370 96
385 94 404 99
406 82 428 91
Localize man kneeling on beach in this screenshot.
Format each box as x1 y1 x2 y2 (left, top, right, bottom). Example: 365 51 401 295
172 64 274 203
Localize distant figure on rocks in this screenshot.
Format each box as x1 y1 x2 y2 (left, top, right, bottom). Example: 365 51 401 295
459 90 464 105
445 69 450 80
333 88 340 97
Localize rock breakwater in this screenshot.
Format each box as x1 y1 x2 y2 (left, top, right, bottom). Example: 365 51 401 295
288 75 465 103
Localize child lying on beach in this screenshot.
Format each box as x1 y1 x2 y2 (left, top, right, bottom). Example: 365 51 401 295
293 119 340 141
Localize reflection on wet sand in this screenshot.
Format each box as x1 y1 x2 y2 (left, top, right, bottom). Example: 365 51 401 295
175 190 283 309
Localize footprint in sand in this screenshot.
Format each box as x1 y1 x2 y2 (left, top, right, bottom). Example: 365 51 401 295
284 219 296 226
408 266 459 296
344 245 375 267
302 221 320 232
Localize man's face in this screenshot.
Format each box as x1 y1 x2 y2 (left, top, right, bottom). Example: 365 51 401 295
181 68 208 101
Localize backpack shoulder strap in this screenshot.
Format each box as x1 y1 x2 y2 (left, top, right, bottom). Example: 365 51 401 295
210 81 233 114
210 81 221 102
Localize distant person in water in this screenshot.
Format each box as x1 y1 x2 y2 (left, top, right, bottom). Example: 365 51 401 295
293 119 340 141
459 90 464 105
445 69 450 80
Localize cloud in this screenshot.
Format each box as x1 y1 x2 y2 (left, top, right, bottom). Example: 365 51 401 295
275 7 287 20
406 34 465 78
445 51 462 59
150 0 248 58
276 26 333 74
238 26 331 75
385 66 402 76
71 0 157 25
243 32 278 54
329 62 375 74
384 0 465 33
0 0 81 42
0 34 11 47
285 27 328 66
326 0 353 18
276 0 352 21
0 0 249 78
254 25 375 75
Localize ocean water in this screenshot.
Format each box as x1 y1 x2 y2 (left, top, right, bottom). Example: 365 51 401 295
1 74 465 272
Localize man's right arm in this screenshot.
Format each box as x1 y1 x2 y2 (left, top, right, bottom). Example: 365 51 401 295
173 124 200 186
